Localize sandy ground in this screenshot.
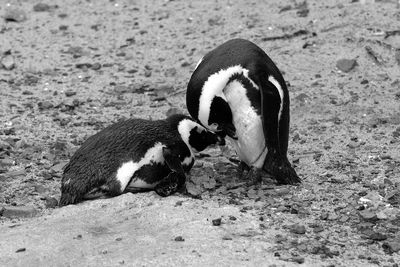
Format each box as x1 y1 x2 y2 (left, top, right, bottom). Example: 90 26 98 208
0 0 400 266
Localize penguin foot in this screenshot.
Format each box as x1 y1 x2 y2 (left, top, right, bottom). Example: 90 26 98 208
245 167 263 186
263 154 301 185
154 172 184 197
236 161 250 178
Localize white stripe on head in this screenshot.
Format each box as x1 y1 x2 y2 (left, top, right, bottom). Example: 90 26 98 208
198 65 243 128
116 142 165 191
268 75 284 122
194 57 203 70
198 65 259 129
177 119 201 154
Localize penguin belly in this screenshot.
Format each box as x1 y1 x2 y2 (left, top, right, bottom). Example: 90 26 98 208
224 80 268 168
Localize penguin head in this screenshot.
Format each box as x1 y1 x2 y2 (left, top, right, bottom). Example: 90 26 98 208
174 115 225 153
208 96 238 140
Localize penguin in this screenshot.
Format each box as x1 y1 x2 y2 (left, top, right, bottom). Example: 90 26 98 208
186 38 300 185
59 114 224 206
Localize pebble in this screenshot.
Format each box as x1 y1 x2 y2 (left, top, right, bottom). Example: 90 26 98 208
174 236 185 242
65 90 77 97
1 54 16 70
212 218 222 226
38 101 54 110
51 161 68 173
368 232 387 241
34 184 47 194
3 8 27 22
359 209 378 222
382 239 400 253
5 169 26 178
2 206 37 218
290 224 306 234
336 59 357 72
45 197 59 208
33 3 51 12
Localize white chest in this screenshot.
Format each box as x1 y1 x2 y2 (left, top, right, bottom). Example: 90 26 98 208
224 81 267 168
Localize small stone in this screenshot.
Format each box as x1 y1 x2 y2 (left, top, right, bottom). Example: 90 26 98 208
1 54 15 70
144 69 152 77
91 63 101 70
2 206 37 218
51 161 68 173
290 224 306 234
359 209 379 222
382 239 400 253
34 184 47 194
368 232 387 241
336 59 357 72
291 256 305 264
33 3 51 12
174 236 185 242
212 218 222 226
164 67 177 77
115 237 123 241
166 107 182 118
5 169 26 178
65 90 76 97
3 8 27 22
59 25 68 31
38 101 54 110
45 197 58 208
75 63 92 69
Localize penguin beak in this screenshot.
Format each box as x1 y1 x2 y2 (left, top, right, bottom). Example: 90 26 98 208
216 135 226 146
219 123 238 140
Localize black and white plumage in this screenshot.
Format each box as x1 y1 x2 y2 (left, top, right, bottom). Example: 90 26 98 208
59 114 223 206
186 38 300 185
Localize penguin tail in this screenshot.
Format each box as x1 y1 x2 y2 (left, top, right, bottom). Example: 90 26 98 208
59 176 89 206
59 192 79 207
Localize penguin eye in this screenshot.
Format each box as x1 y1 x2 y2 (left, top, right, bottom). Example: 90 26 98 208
210 123 219 131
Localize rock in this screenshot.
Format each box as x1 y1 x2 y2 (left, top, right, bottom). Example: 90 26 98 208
174 236 184 242
0 54 16 70
2 206 37 218
289 224 306 234
38 101 54 110
336 59 357 72
33 3 51 12
395 50 400 66
359 209 379 222
382 238 400 253
91 63 101 70
212 218 222 226
65 90 77 97
3 8 27 22
4 169 26 178
45 197 58 208
75 63 92 69
34 184 47 194
16 248 26 253
165 107 182 118
164 68 177 77
51 161 68 173
368 232 387 241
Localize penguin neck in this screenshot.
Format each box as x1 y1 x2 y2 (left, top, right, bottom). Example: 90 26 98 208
177 119 198 155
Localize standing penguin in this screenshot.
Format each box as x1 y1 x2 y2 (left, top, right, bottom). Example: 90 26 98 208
186 38 300 185
59 114 224 206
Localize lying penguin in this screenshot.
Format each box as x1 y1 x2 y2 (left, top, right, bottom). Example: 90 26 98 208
186 38 300 185
59 114 224 206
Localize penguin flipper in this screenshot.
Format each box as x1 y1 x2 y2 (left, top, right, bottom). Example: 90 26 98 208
259 79 300 185
154 147 186 197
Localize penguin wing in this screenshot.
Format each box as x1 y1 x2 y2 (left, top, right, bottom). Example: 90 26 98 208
259 77 286 158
